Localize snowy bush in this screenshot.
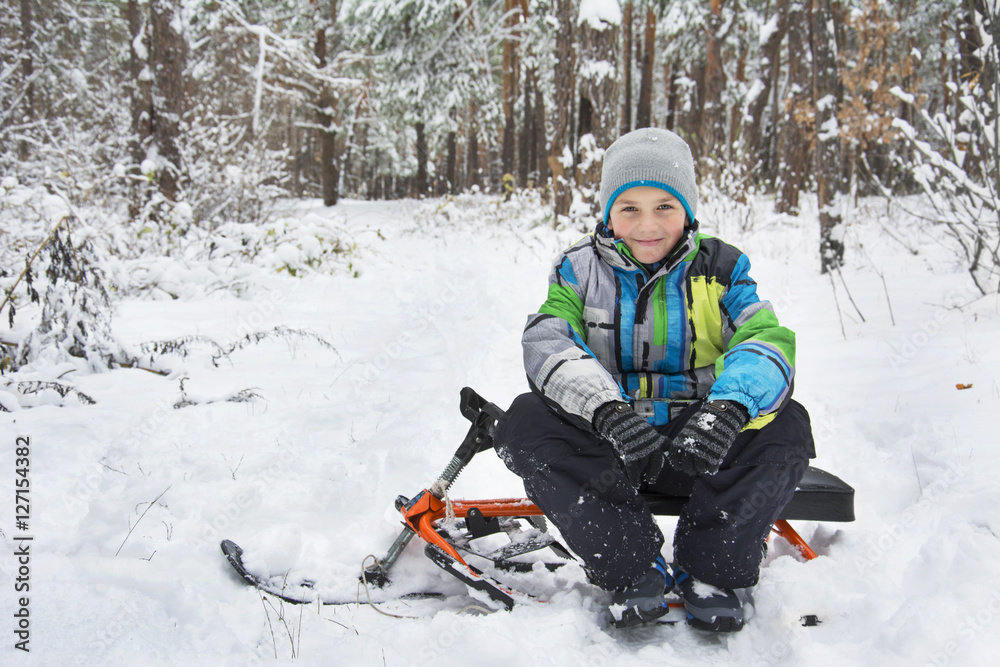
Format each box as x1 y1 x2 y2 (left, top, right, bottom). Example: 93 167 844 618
1 177 352 406
14 227 123 371
413 189 558 236
0 180 130 376
180 109 291 230
888 3 1000 294
893 108 1000 294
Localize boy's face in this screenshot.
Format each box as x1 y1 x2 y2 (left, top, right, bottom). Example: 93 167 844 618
607 186 687 264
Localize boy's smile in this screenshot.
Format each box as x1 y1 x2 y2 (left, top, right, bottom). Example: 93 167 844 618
607 186 687 265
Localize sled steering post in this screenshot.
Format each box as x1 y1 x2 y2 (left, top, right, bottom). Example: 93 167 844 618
361 388 506 587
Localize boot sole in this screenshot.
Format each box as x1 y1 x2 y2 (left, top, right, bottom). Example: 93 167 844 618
612 602 671 629
685 610 744 632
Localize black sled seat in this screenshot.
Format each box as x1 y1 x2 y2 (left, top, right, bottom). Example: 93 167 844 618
454 387 852 563
642 466 855 523
456 387 856 526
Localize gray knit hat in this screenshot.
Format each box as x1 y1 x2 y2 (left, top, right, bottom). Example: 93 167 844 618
599 127 698 226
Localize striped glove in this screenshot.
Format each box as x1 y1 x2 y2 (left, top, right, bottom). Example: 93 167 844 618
667 400 749 476
593 401 667 486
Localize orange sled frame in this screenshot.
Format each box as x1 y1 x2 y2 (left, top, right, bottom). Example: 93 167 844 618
363 388 854 610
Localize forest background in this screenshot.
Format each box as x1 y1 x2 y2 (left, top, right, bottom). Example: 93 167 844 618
2 0 1000 375
2 6 1000 662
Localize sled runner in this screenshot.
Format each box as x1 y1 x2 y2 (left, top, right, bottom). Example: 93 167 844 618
358 387 855 611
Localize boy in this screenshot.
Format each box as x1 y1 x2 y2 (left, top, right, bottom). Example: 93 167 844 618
494 127 815 631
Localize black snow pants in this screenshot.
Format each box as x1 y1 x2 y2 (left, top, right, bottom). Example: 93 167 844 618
493 392 815 591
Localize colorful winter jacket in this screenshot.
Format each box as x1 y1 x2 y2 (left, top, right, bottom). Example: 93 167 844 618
523 221 795 428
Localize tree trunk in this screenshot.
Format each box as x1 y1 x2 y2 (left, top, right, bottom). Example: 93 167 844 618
957 1 984 182
810 0 845 272
578 95 593 141
18 0 35 161
446 130 458 194
287 106 302 197
577 16 619 200
502 111 516 186
664 61 680 131
127 0 152 152
698 0 726 164
149 0 187 203
534 70 548 189
729 45 746 165
519 67 533 186
125 0 152 217
939 11 951 115
467 103 480 189
501 0 521 183
548 0 575 218
415 121 428 197
621 1 634 135
744 0 789 181
635 7 656 129
315 25 338 206
776 0 809 215
578 18 619 148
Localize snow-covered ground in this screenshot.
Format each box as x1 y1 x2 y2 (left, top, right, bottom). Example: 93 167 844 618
2 192 999 666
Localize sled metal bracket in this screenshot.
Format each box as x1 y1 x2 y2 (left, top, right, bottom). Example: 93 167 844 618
465 507 503 539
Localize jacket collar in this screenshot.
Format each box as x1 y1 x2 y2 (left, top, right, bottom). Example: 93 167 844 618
594 219 700 277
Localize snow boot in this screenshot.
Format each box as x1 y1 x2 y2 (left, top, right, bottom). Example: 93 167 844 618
673 567 753 632
607 555 672 628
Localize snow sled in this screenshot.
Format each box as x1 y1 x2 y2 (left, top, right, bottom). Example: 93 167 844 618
358 387 855 611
